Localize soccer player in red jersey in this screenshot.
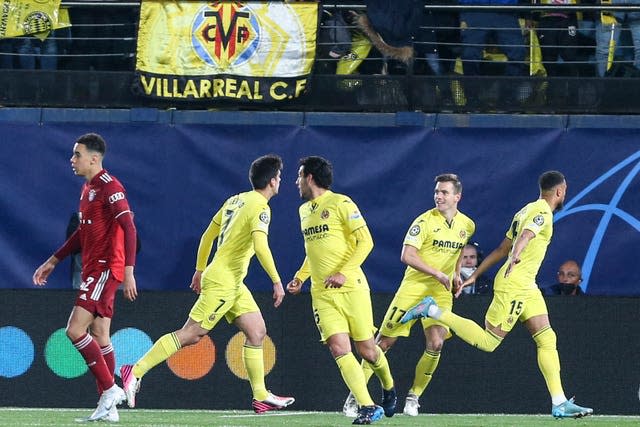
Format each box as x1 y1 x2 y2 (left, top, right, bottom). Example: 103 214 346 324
33 133 137 422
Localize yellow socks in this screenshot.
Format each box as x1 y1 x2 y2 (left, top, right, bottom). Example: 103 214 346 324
533 327 566 402
243 344 268 401
440 310 502 352
363 346 394 390
133 332 181 378
336 353 374 407
409 350 440 396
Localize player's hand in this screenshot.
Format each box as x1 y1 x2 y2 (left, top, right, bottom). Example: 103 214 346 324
434 271 451 291
190 270 203 294
33 257 58 286
455 275 476 298
324 272 346 289
504 256 520 278
452 272 463 297
272 281 285 308
286 277 303 295
122 268 137 301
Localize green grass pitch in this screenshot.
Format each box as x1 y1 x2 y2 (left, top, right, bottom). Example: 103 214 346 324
0 408 638 427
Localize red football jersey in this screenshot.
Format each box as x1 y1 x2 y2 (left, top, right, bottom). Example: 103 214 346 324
77 169 131 282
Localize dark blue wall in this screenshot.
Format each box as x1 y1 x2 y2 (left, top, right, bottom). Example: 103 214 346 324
1 110 639 295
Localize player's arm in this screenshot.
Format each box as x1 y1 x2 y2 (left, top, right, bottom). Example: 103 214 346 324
252 230 285 308
192 211 222 294
116 211 138 301
452 250 465 296
462 237 513 288
504 229 535 277
33 229 81 286
287 256 310 295
401 244 452 290
324 225 373 288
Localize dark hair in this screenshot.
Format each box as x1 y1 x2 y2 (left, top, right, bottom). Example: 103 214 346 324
299 156 333 189
539 170 565 192
249 154 283 190
76 133 106 155
435 173 462 194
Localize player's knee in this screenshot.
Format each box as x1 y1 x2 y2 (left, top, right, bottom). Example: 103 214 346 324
426 337 444 352
377 336 395 352
476 332 502 353
244 328 266 347
533 327 557 350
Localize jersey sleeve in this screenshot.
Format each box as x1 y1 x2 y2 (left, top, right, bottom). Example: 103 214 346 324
104 180 132 218
249 201 271 235
337 197 366 234
403 216 428 249
522 209 551 237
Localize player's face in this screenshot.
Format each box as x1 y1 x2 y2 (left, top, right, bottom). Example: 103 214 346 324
556 181 567 211
433 181 460 213
296 166 312 200
271 169 282 195
461 246 478 267
70 143 93 177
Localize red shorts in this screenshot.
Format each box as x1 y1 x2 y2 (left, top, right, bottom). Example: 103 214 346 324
75 268 120 318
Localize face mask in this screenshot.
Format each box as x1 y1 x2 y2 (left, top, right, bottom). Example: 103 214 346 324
559 283 578 295
460 267 476 280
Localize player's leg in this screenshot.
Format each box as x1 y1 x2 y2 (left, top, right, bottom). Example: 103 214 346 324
403 293 506 351
90 316 114 395
350 289 396 417
233 286 294 413
121 283 229 407
67 306 118 395
343 334 397 417
329 333 384 424
523 294 592 418
404 324 448 416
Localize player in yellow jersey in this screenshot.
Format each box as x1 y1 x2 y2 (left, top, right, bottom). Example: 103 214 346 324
343 173 475 417
120 155 294 414
286 156 395 425
401 171 593 418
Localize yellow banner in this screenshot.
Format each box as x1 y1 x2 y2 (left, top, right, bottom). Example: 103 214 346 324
135 1 319 102
0 0 70 40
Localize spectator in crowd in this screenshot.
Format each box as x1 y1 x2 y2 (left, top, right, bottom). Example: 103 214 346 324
353 0 422 74
545 260 584 295
15 28 70 70
457 0 527 106
595 0 640 76
0 38 15 68
533 0 580 77
459 243 493 295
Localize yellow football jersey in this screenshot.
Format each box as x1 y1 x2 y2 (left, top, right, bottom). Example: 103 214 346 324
495 199 553 291
299 190 369 293
400 208 475 289
202 191 271 287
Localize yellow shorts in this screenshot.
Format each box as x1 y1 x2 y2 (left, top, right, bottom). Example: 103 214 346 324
485 288 548 333
189 278 260 331
379 282 453 339
311 288 376 343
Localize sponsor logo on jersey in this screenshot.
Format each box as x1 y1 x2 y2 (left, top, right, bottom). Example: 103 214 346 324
432 240 465 249
409 225 421 236
259 211 270 224
302 224 329 236
108 192 125 204
533 214 544 226
349 210 361 220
